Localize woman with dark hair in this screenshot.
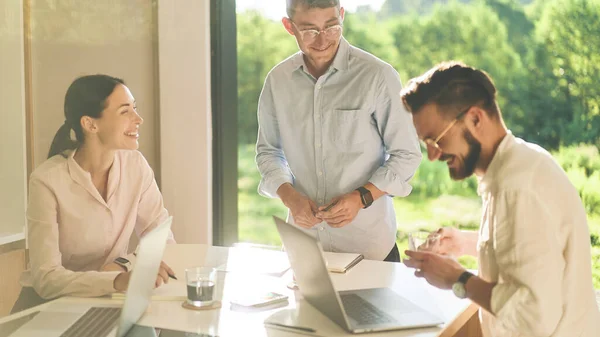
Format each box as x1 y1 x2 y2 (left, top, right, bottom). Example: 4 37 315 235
12 74 176 312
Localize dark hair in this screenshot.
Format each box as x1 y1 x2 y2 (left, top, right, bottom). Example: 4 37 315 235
400 61 500 120
286 0 340 18
48 74 125 158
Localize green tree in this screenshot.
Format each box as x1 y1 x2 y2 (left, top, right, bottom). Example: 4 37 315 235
389 2 527 136
380 0 470 17
535 0 600 148
343 13 399 68
379 0 532 18
484 0 535 59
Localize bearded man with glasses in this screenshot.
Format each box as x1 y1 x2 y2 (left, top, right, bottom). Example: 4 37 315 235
401 61 599 337
255 0 422 262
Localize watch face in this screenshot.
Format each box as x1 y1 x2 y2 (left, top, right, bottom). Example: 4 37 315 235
452 282 467 299
115 257 129 264
364 193 374 206
358 187 374 208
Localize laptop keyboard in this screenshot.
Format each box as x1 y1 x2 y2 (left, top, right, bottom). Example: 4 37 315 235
60 307 121 337
340 293 397 325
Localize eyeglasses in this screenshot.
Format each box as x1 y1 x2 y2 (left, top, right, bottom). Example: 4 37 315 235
421 106 470 153
291 21 343 43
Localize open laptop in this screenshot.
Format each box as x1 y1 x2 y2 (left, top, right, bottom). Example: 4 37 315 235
273 216 443 333
9 216 173 337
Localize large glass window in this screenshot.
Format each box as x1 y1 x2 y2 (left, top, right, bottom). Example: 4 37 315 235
233 0 600 285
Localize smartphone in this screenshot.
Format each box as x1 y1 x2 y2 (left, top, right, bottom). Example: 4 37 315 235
230 292 289 308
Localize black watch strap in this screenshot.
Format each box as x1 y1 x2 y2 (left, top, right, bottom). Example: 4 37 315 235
355 186 373 208
458 271 474 285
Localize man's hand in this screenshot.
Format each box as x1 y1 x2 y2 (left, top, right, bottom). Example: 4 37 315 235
403 250 465 290
427 227 478 257
278 184 321 229
316 190 363 228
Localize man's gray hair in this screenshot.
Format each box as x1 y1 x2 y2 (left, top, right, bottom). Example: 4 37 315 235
286 0 340 18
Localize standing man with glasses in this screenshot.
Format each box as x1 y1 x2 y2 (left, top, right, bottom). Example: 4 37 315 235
255 0 422 261
401 61 599 336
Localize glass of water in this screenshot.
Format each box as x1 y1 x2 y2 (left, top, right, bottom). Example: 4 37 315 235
408 231 441 251
185 267 217 307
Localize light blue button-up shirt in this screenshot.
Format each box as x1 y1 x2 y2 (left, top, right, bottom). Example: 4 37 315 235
255 38 422 260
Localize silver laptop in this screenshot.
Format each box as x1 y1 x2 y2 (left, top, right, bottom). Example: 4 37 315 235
9 216 173 337
274 216 443 333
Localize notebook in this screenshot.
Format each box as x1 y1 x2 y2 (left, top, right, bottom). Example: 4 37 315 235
322 252 364 273
215 246 291 277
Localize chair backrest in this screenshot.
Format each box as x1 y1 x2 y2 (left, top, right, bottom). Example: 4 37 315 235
0 241 26 317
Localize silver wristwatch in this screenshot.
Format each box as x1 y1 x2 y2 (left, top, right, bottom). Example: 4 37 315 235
114 257 132 272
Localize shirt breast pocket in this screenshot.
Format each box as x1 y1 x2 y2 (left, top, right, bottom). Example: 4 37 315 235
331 108 370 149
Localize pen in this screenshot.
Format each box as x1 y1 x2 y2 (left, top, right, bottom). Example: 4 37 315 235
322 201 338 212
265 322 316 333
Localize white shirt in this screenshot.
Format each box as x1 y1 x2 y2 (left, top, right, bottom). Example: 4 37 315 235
256 38 422 260
477 132 599 337
21 149 175 299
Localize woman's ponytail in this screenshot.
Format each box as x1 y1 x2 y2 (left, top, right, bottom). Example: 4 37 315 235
47 122 78 158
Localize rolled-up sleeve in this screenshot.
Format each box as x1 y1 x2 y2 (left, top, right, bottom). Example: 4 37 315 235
255 74 294 198
368 64 422 197
490 189 564 336
135 152 175 243
27 176 120 299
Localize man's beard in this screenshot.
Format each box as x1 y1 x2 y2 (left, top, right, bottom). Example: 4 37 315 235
449 129 481 180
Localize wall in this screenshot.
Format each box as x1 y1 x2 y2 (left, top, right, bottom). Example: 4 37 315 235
157 0 213 244
0 0 27 238
29 0 160 175
0 0 212 249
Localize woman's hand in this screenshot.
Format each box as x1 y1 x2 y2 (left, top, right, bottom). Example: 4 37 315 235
113 260 176 292
113 272 131 292
155 261 176 288
101 262 127 272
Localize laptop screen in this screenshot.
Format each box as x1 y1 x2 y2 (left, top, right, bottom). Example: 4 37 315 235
273 216 351 330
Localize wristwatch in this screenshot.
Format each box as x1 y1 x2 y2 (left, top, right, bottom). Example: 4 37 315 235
452 271 474 299
355 186 374 208
114 257 132 272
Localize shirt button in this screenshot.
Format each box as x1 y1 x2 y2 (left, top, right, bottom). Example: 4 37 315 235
319 227 324 231
318 171 323 176
316 142 321 148
317 84 322 90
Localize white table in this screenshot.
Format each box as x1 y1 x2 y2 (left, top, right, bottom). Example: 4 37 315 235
0 244 473 336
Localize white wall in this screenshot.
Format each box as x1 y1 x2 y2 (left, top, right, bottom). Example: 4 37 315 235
0 0 27 237
157 0 213 244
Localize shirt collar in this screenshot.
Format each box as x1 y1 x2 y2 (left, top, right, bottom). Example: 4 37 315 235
331 37 350 71
291 37 350 73
67 149 120 206
477 131 515 196
67 149 91 189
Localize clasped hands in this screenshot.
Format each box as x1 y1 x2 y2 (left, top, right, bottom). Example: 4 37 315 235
286 190 363 229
